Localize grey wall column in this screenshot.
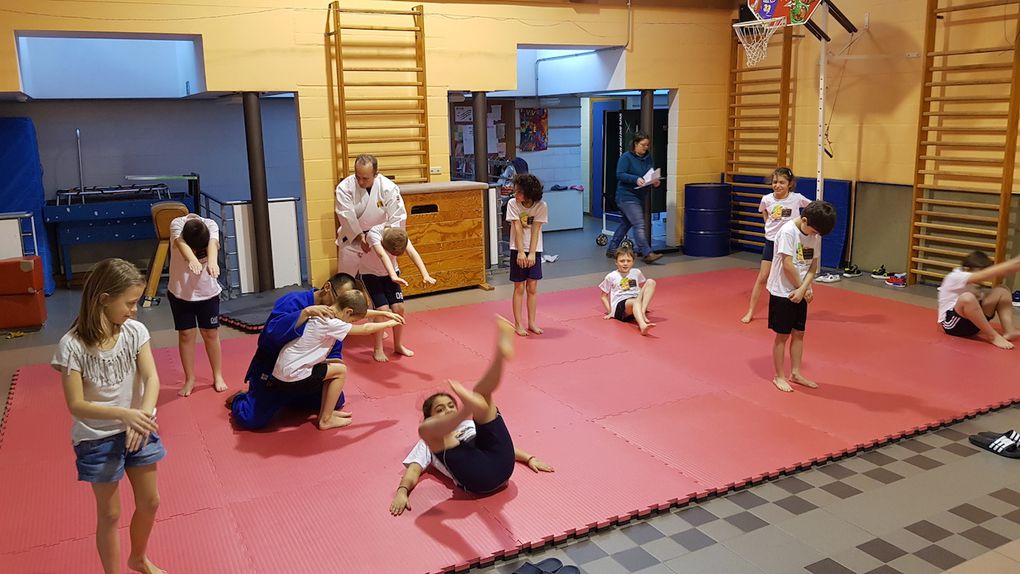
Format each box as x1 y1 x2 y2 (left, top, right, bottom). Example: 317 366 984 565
472 92 492 266
640 89 655 250
242 91 274 292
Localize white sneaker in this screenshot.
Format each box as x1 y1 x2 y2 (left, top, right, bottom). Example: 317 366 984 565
816 273 841 283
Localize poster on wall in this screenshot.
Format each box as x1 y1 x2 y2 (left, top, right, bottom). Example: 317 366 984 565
454 106 473 123
519 108 548 152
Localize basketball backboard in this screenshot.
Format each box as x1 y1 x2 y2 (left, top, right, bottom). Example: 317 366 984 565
747 0 822 26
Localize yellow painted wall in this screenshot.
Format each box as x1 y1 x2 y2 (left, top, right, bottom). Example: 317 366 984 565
0 1 947 283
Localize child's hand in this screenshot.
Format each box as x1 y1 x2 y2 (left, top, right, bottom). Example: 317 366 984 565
382 311 405 324
526 253 537 268
789 290 804 304
120 408 158 434
390 274 409 287
125 427 148 453
517 252 529 268
188 260 203 274
422 274 437 286
304 305 337 320
804 288 814 303
207 260 220 279
603 313 613 320
390 491 411 516
528 457 555 473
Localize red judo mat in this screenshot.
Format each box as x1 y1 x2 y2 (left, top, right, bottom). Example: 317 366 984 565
2 268 1018 573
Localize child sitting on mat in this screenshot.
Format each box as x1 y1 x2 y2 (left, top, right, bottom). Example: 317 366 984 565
937 250 1020 349
272 289 402 430
389 316 554 515
598 245 658 335
51 258 166 574
507 174 549 336
361 225 436 363
766 200 836 392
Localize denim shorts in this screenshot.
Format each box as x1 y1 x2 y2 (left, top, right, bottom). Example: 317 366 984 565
74 431 166 483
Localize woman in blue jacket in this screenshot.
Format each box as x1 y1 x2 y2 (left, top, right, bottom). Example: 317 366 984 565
606 131 662 264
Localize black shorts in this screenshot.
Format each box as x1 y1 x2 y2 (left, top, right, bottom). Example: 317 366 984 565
761 239 776 262
167 292 220 331
768 294 808 335
266 363 329 394
614 298 636 322
361 273 404 308
435 413 517 495
509 250 543 282
941 309 992 338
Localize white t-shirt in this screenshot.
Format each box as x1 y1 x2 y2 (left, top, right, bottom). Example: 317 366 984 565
51 319 151 445
402 419 476 484
273 317 353 382
506 198 549 253
599 269 646 311
334 173 406 247
168 214 222 301
360 225 399 277
937 268 973 323
766 220 820 298
760 192 811 241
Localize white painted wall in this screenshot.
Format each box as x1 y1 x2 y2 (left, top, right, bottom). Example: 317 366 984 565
490 48 626 98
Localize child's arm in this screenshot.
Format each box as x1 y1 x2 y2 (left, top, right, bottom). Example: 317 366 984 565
969 255 1020 285
779 253 802 289
173 237 203 274
127 342 161 451
206 237 220 279
372 242 408 286
514 447 554 473
389 463 423 516
526 221 543 266
601 291 613 319
348 319 401 336
405 240 436 286
60 370 157 435
512 219 528 268
787 257 818 303
365 309 406 324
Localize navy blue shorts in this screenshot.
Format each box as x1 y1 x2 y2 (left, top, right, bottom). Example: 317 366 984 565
509 250 543 283
435 413 517 495
768 294 808 335
74 431 166 483
266 363 330 394
167 292 220 331
761 239 776 262
361 273 404 308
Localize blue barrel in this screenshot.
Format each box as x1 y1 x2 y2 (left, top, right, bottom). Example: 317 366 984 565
684 183 731 257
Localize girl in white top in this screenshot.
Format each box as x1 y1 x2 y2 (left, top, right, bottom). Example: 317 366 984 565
389 317 553 515
740 167 811 324
599 246 658 335
50 258 166 574
505 174 550 337
168 213 226 397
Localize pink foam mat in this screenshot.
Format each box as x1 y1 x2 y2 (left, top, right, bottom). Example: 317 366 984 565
2 268 1015 573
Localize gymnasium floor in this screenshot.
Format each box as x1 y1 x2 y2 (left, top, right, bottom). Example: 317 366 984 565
2 217 1019 574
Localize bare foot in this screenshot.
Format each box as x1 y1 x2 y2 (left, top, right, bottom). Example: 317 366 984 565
495 315 516 359
992 335 1015 350
335 410 353 418
373 350 390 363
772 377 793 392
178 379 195 397
128 556 166 574
318 415 354 430
790 373 818 388
213 378 228 393
639 322 656 336
740 313 753 324
514 324 529 337
528 324 544 335
449 380 488 413
395 345 415 357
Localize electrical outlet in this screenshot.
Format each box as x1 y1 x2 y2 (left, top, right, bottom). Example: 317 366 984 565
863 12 870 30
429 166 442 175
905 51 920 59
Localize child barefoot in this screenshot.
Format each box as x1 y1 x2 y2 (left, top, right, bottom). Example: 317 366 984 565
599 246 658 335
741 167 811 324
51 258 166 574
938 251 1020 349
506 174 549 336
389 317 553 515
168 213 227 396
272 289 402 429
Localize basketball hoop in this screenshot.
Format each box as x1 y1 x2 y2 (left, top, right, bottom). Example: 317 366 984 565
733 17 786 67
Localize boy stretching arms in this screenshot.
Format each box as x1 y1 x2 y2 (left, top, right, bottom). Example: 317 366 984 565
766 200 836 392
363 225 436 362
938 251 1020 349
272 289 402 429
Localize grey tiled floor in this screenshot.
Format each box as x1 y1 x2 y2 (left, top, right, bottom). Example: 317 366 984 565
2 216 1018 574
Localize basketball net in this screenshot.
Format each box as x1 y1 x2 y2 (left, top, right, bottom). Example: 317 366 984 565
733 17 786 67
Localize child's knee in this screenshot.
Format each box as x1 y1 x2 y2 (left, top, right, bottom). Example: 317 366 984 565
199 328 219 341
178 328 198 342
513 281 526 293
774 333 790 343
957 292 979 308
791 329 805 339
990 286 1010 300
97 502 121 524
392 303 405 315
526 280 539 295
644 278 656 289
135 492 160 515
327 363 347 379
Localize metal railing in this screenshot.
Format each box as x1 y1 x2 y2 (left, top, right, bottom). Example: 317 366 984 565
0 211 39 257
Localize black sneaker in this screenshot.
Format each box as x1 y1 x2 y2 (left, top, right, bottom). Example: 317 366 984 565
606 249 617 258
870 265 889 279
842 264 862 278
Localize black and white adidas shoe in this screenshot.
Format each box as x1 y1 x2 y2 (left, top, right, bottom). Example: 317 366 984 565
970 430 1020 458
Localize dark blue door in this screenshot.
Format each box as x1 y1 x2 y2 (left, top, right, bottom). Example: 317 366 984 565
590 99 624 217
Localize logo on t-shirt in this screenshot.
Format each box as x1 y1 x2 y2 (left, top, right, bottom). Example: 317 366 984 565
620 277 632 290
797 244 814 263
520 212 535 227
376 199 384 208
770 205 792 220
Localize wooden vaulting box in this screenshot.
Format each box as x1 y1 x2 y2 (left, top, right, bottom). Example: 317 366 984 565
397 181 488 296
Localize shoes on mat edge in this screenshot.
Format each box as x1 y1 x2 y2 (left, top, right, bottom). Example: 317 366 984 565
969 433 1020 458
513 558 563 574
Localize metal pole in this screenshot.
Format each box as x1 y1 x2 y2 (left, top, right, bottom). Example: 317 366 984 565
640 89 655 249
241 92 275 292
817 4 828 201
75 128 85 192
472 92 489 184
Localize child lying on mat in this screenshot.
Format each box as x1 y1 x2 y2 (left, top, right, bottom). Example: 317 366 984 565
272 288 402 430
937 251 1020 350
389 316 553 515
598 245 657 335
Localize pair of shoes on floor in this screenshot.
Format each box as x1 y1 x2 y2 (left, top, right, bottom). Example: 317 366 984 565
870 265 890 279
970 430 1020 459
569 184 584 192
816 272 841 283
884 273 906 288
842 264 862 278
643 252 663 264
1013 291 1020 307
513 558 580 574
549 184 569 191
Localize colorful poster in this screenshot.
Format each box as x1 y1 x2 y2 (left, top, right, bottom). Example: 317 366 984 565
519 108 548 152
